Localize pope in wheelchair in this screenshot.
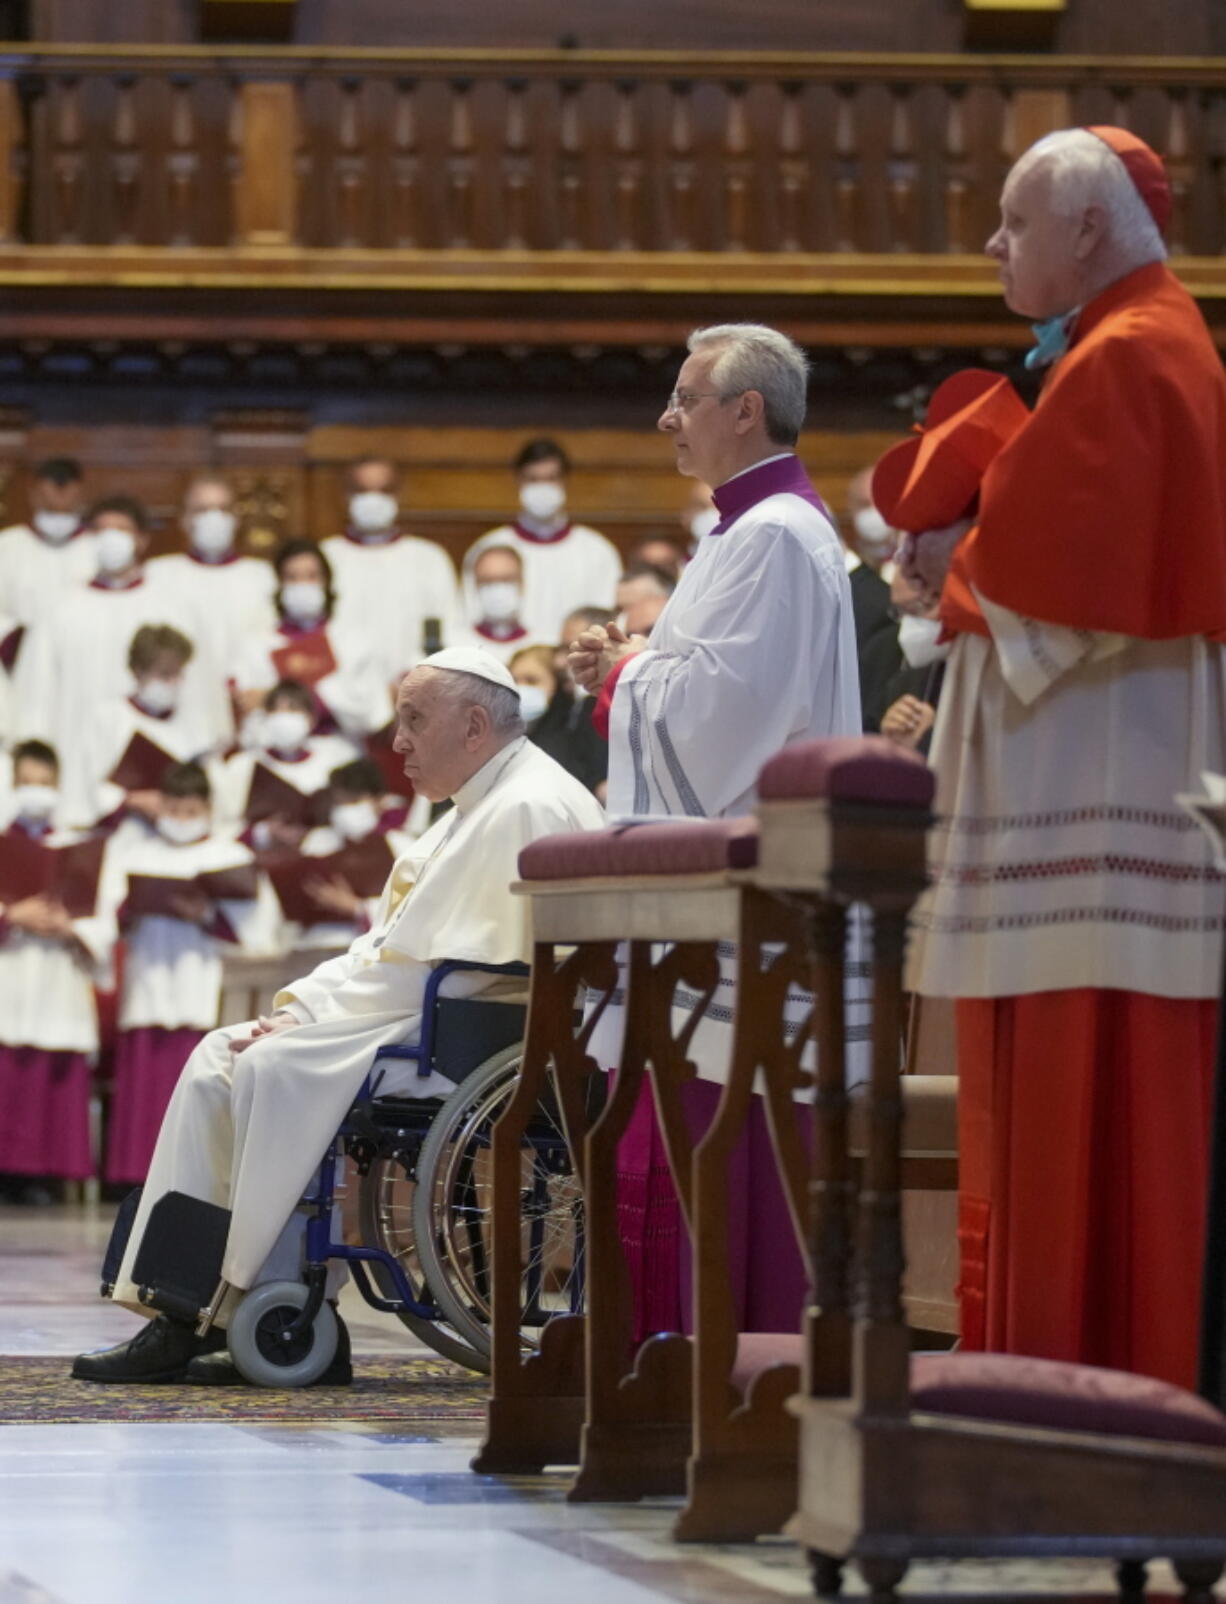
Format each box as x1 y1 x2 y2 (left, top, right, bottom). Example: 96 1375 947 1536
73 648 605 1387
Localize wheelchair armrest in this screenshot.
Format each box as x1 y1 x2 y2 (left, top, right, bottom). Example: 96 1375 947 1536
372 1044 421 1061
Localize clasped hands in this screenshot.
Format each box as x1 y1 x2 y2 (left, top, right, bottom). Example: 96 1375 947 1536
567 621 648 694
897 516 974 604
229 1009 299 1057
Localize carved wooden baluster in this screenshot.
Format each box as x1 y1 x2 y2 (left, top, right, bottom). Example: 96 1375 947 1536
886 86 917 252
334 77 366 248
1165 91 1192 256
612 78 641 252
557 79 583 250
390 77 419 248
166 74 198 246
502 77 529 250
52 76 84 244
666 79 695 252
447 78 475 248
833 83 859 252
721 79 750 252
777 82 806 253
942 86 969 254
110 74 140 243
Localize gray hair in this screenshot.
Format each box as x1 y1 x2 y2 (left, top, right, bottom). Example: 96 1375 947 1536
686 323 810 447
1023 129 1168 267
428 667 525 735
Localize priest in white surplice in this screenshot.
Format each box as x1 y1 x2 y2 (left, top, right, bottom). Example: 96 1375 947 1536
73 649 605 1385
570 323 863 1338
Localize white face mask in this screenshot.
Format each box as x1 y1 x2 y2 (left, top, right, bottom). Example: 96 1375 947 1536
280 580 326 623
898 613 951 670
519 481 566 523
157 813 209 846
13 783 58 821
95 525 137 576
264 708 312 753
33 510 78 544
135 676 180 715
189 506 237 559
349 490 398 534
853 505 898 562
688 507 720 542
477 581 522 623
516 682 550 724
330 799 379 842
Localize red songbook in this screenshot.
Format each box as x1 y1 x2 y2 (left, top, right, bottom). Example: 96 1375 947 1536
270 628 338 688
244 763 328 827
0 832 106 919
124 874 199 920
196 862 259 902
108 731 177 792
266 834 394 925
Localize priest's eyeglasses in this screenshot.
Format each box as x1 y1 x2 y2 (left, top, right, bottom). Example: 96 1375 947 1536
663 389 727 416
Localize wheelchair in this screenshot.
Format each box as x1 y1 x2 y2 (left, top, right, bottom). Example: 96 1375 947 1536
126 960 591 1388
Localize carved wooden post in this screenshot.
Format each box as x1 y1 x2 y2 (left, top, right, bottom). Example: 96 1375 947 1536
166 75 200 247
390 77 419 248
1004 88 1071 160
234 79 297 246
777 83 807 253
0 77 17 245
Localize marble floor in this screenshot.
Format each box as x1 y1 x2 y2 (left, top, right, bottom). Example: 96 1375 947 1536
0 1206 1210 1604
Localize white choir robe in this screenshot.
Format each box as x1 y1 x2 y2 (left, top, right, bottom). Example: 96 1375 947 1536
598 474 869 1088
321 532 461 682
449 620 542 668
13 575 218 806
463 521 623 643
233 619 392 743
0 522 99 651
109 736 606 1312
147 551 278 747
65 695 219 830
208 735 360 835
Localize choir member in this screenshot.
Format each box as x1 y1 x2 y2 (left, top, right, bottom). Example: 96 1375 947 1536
102 761 268 1186
0 740 112 1199
570 323 862 1340
899 127 1226 1388
842 467 903 732
232 538 392 745
462 437 623 640
509 644 607 796
0 458 96 669
321 455 460 682
453 544 537 662
73 649 606 1384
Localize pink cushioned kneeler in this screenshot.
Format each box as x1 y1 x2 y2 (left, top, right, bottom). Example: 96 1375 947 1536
758 735 934 808
519 817 758 881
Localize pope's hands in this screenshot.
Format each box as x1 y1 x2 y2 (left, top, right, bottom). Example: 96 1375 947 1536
898 516 974 602
229 1009 300 1057
567 622 648 693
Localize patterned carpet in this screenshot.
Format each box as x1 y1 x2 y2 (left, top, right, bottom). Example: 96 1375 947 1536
0 1355 489 1426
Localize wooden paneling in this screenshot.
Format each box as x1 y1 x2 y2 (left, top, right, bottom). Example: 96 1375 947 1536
233 80 296 245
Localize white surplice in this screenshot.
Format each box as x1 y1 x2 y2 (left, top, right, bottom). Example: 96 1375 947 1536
109 737 606 1309
462 521 623 643
908 598 1226 1001
64 696 219 830
233 619 393 742
321 532 461 682
208 736 361 834
0 522 99 648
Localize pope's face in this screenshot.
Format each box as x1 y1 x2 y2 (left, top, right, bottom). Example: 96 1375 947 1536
393 668 485 803
986 159 1086 321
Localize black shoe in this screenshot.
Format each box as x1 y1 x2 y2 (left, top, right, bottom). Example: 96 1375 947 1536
185 1310 353 1388
71 1316 226 1384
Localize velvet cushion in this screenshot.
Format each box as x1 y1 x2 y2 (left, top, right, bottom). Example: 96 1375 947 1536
758 735 935 808
519 817 758 881
912 1352 1226 1449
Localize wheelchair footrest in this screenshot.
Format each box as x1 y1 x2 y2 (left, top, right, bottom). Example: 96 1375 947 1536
131 1190 231 1324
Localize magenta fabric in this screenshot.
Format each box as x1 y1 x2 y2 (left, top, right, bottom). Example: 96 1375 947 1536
617 1074 810 1344
0 1046 93 1179
709 454 832 536
758 735 934 807
106 1025 202 1185
912 1351 1226 1449
520 817 758 882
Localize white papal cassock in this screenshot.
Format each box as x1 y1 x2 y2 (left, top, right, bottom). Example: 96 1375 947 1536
109 736 605 1314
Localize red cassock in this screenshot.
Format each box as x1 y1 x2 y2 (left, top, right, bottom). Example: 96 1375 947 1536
927 263 1226 1387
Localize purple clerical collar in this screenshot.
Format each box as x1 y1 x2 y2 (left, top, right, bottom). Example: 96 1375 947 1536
709 454 829 537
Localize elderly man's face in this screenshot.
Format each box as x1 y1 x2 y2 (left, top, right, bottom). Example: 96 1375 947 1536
658 350 744 487
987 159 1087 320
393 668 489 802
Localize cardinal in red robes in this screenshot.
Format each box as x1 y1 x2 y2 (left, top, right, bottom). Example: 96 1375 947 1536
892 126 1226 1388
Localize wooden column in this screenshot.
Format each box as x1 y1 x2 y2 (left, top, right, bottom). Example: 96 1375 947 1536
1007 89 1072 159
234 79 297 246
0 78 18 245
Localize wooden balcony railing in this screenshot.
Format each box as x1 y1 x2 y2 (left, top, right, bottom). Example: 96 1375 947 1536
0 46 1224 260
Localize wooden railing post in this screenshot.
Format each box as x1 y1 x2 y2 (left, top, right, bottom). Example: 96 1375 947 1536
0 77 18 245
234 79 297 246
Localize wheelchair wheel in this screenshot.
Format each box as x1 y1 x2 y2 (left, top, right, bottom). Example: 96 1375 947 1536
357 1144 488 1372
227 1281 338 1388
412 1045 585 1358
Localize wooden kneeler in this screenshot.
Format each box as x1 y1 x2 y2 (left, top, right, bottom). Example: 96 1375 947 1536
769 742 1226 1602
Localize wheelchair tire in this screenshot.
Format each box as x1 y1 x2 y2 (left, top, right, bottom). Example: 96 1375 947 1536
226 1281 339 1389
356 1148 488 1373
412 1046 585 1358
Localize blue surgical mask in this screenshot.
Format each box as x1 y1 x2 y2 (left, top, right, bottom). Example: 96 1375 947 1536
1024 308 1080 372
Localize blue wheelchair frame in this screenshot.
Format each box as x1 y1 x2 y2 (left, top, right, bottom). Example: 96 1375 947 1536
289 959 530 1338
